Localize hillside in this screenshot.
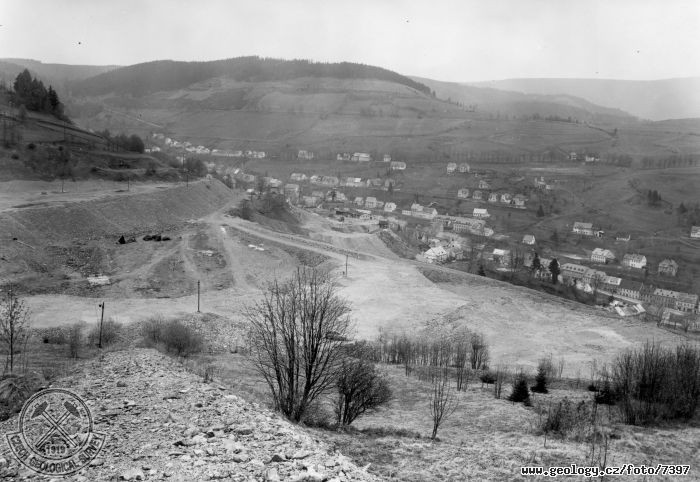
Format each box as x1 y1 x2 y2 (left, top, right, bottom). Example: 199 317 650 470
471 77 700 121
413 76 636 123
0 348 375 481
74 57 432 97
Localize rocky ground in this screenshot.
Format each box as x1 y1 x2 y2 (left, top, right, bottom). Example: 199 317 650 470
0 349 377 481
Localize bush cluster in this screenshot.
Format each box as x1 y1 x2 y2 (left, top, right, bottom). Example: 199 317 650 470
141 317 203 357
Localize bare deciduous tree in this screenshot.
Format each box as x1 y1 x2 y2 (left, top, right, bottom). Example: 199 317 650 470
0 285 31 374
429 367 459 439
335 354 392 426
246 268 352 422
470 332 490 370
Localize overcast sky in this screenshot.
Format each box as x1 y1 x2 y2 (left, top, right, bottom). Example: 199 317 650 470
1 0 699 82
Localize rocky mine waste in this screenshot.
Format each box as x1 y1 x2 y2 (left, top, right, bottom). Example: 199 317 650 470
0 349 376 481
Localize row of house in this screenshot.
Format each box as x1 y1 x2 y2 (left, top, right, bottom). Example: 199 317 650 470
402 203 439 220
589 248 660 271
290 173 398 190
455 188 527 208
558 261 698 313
155 135 267 159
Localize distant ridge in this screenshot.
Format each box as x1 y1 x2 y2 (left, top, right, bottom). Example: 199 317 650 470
75 56 432 96
469 77 700 121
0 58 118 86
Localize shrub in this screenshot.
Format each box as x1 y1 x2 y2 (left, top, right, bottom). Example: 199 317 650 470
67 323 83 359
88 318 123 347
36 327 67 344
611 342 700 424
302 400 335 429
538 398 598 441
480 371 496 385
161 320 202 357
594 379 616 406
141 315 166 346
508 372 531 405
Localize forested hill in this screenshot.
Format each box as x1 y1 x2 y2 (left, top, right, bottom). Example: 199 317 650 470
75 57 432 96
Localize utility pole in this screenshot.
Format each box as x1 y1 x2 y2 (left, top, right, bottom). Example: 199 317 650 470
345 254 348 277
197 280 200 313
98 301 105 348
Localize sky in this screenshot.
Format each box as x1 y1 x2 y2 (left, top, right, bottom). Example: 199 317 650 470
1 0 699 82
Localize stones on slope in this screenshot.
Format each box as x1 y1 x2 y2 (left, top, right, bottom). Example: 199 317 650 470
0 348 377 481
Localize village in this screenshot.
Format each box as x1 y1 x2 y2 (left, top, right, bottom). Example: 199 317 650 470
144 135 700 332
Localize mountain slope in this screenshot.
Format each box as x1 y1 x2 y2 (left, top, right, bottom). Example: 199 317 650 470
74 56 432 96
470 77 700 121
413 76 636 123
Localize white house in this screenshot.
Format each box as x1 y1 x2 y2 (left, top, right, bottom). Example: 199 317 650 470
500 193 512 204
622 253 647 269
458 163 470 173
522 234 536 245
478 180 491 190
591 248 615 264
691 226 700 239
472 190 483 201
457 188 470 199
298 150 314 160
337 153 351 161
513 194 526 207
424 246 448 264
344 177 364 187
573 222 594 236
384 202 397 213
473 208 490 218
364 197 378 209
488 192 499 203
383 154 392 163
446 162 457 174
390 161 406 170
290 173 308 182
352 152 371 162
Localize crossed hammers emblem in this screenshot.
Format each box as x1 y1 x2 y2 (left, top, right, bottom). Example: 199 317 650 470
31 400 81 450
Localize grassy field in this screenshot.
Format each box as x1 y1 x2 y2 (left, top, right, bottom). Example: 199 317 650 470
183 346 700 482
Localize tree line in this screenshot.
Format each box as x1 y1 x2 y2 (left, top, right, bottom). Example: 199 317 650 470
96 129 145 153
5 69 67 121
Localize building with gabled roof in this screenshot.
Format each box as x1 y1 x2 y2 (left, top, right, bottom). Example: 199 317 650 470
573 222 594 236
591 248 615 264
473 208 490 218
658 259 678 277
622 253 647 269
